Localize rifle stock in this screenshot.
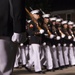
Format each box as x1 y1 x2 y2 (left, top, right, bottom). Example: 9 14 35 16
44 24 52 36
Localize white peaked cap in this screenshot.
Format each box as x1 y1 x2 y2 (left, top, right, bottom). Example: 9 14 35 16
27 20 31 23
31 10 39 14
56 19 62 22
68 21 74 25
42 14 50 18
62 20 67 24
50 17 56 21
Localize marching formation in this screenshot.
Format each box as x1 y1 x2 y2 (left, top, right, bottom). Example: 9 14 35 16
14 8 75 74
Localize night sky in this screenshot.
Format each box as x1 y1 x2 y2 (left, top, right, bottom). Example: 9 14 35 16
26 0 75 12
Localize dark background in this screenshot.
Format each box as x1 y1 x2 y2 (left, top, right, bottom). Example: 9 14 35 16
26 0 75 12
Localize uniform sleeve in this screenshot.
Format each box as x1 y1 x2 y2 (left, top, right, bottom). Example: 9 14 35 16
12 0 25 33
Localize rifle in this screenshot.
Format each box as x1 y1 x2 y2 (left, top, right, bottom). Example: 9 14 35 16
58 28 65 38
44 23 53 37
40 8 54 38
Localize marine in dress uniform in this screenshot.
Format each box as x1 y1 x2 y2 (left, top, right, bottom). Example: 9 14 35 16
42 14 53 71
0 0 25 75
26 9 44 73
56 18 65 69
50 17 59 70
67 21 75 66
26 20 35 69
61 21 70 67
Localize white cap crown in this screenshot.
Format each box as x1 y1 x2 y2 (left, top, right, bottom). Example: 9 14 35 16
42 14 50 18
62 20 67 24
68 21 74 25
31 10 39 14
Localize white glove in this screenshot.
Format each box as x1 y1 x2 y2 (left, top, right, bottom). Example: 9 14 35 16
20 43 24 46
63 43 67 46
39 29 44 34
52 45 56 48
70 43 73 47
56 36 60 40
11 33 20 43
43 42 46 46
61 34 65 38
68 36 72 39
73 38 75 41
50 34 55 39
58 43 61 46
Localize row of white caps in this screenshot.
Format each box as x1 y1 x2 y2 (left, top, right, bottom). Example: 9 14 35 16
30 9 62 22
62 21 74 25
30 9 50 18
29 9 75 26
61 21 75 27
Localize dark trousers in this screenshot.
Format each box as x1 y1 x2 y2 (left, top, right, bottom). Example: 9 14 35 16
0 0 25 75
0 0 25 36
